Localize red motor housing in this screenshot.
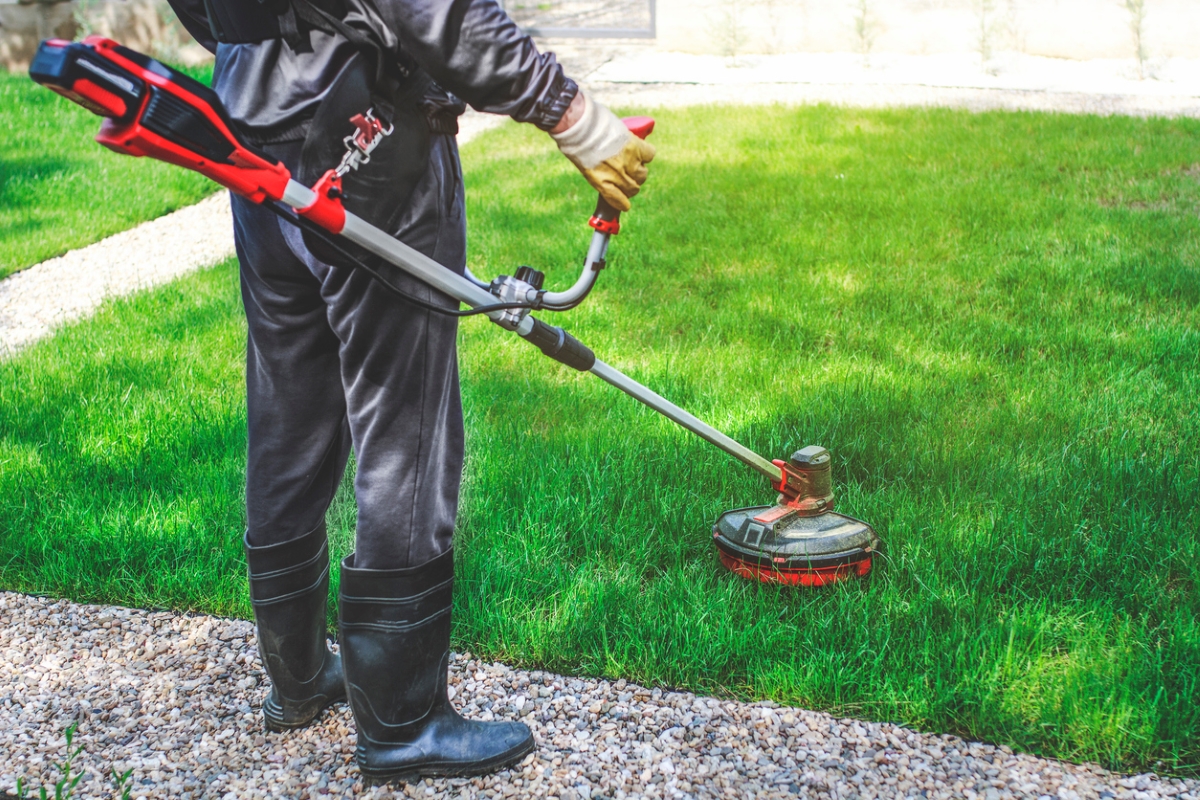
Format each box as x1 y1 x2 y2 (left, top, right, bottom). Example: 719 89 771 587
29 36 291 204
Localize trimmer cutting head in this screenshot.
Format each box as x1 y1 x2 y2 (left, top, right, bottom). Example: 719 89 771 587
714 446 880 587
713 504 878 586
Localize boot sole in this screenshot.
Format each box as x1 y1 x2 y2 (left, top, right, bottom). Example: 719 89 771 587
359 736 536 786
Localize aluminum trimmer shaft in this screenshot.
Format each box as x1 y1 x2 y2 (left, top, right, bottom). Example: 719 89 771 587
28 35 784 491
588 361 779 480
281 180 782 482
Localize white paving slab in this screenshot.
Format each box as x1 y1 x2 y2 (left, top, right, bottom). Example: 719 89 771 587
590 51 1200 99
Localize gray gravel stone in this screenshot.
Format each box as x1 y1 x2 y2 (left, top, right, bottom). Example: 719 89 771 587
0 592 1196 799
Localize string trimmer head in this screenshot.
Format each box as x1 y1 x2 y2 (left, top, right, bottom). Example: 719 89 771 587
714 446 879 587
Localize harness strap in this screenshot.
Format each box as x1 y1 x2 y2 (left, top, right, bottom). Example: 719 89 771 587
277 2 308 52
202 0 283 45
294 0 420 85
202 0 399 67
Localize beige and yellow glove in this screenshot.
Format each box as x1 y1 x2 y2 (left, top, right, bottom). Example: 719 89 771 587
551 91 656 213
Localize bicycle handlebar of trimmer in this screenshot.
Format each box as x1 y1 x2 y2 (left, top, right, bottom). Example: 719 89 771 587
464 115 655 306
29 36 784 486
529 115 657 308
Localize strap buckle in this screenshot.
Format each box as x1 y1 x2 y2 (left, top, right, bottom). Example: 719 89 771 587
334 108 394 177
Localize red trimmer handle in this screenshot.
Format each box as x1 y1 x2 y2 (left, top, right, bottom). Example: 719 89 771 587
589 116 655 235
622 116 656 140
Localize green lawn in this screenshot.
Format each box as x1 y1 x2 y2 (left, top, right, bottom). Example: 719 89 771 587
0 65 216 279
1 105 1198 774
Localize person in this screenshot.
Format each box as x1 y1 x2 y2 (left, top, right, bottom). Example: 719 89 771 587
164 0 654 786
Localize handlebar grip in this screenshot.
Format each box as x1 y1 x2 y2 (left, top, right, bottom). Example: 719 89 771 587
592 195 622 224
589 116 655 235
623 116 655 140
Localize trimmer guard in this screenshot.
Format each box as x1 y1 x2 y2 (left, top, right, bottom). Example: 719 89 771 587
714 505 879 587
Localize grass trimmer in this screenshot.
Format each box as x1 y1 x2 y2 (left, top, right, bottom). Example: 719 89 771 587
30 36 880 587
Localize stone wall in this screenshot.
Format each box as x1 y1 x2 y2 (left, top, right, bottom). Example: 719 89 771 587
0 0 203 71
655 0 1200 60
6 0 1198 72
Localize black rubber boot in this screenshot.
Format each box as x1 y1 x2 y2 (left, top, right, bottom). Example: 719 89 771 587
245 523 346 731
339 549 535 786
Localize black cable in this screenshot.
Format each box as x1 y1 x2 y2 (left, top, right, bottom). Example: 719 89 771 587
263 200 555 318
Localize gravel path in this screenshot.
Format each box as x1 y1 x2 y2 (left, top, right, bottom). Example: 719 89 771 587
1 592 1196 800
0 193 234 356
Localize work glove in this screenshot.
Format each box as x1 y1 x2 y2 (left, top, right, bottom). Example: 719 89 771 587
551 91 656 213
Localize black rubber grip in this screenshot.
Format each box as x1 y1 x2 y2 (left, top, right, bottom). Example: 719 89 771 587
522 318 596 371
593 195 621 223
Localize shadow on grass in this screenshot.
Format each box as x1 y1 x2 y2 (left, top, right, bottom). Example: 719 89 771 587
0 155 73 201
453 358 1200 772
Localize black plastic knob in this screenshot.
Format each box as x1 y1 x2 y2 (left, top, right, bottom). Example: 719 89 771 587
515 265 545 290
789 445 830 468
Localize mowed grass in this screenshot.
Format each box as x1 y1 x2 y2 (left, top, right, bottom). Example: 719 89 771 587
1 105 1198 773
0 66 216 278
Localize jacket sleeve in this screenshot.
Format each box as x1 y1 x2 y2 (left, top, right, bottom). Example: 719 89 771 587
165 0 219 53
352 0 578 131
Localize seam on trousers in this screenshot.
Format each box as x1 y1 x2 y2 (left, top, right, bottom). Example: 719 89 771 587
405 141 444 567
318 412 350 518
406 306 431 567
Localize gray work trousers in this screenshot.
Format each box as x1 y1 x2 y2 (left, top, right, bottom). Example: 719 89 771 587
232 134 466 569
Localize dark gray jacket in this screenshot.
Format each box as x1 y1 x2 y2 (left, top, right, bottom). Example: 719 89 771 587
167 0 577 137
